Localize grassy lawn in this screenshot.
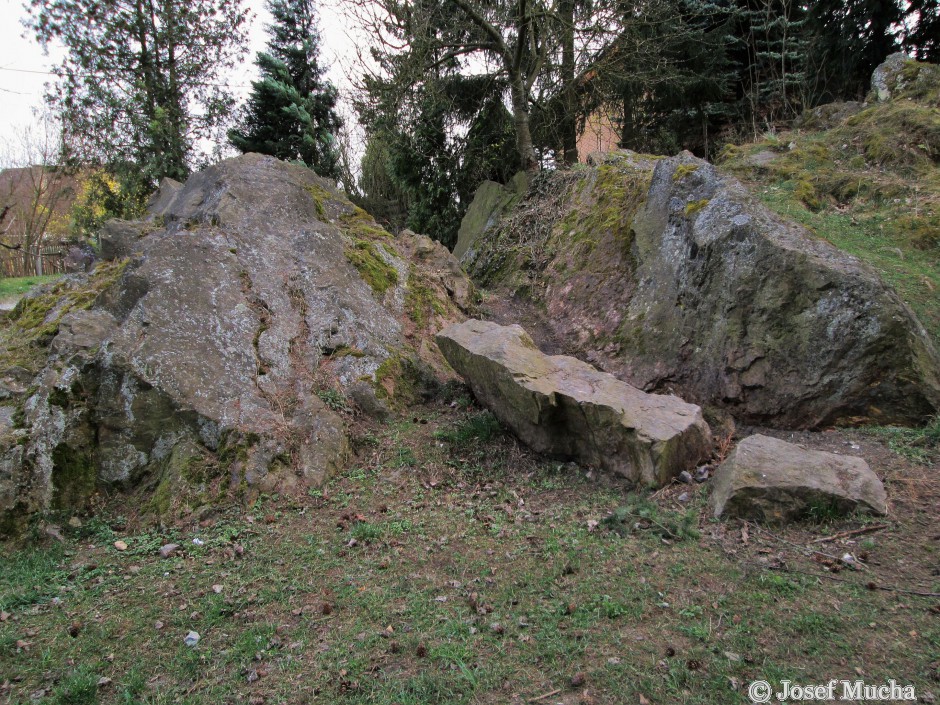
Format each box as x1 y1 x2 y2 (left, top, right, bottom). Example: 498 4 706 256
0 275 62 302
1 400 937 705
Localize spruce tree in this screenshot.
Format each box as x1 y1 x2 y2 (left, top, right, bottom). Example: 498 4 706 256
229 0 342 178
906 0 940 62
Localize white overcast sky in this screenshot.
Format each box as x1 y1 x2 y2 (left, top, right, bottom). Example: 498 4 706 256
0 0 366 159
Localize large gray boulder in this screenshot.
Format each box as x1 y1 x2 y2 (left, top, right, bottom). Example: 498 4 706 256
453 173 528 260
436 319 712 487
0 154 471 531
710 434 888 522
465 151 940 428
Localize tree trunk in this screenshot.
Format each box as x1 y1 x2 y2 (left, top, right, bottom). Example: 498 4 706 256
510 73 538 171
621 89 636 149
559 0 578 166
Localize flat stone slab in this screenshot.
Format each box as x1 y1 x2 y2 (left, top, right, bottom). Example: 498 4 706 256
710 434 888 522
436 319 712 486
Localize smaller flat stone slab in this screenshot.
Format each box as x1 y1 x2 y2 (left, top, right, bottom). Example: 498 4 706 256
436 319 712 486
710 434 888 522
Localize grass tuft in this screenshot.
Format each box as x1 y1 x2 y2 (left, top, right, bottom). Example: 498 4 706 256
861 414 940 462
603 494 701 541
433 411 503 447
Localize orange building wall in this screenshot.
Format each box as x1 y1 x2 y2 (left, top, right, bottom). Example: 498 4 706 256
576 110 620 163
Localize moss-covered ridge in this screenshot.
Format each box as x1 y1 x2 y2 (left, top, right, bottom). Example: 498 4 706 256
0 259 128 376
719 57 940 347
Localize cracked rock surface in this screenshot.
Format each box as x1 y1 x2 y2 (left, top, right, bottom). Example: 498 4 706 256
0 154 471 530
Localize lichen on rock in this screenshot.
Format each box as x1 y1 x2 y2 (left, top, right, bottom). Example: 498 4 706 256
0 153 473 533
463 150 940 428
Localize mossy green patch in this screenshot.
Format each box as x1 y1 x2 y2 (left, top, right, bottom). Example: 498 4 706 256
683 199 710 217
672 163 700 181
345 240 399 296
340 207 393 241
557 163 652 256
897 59 940 105
50 445 96 512
0 259 129 375
794 179 822 211
304 183 331 220
326 345 366 359
405 271 447 330
305 179 394 241
374 354 436 407
147 439 219 521
844 101 940 170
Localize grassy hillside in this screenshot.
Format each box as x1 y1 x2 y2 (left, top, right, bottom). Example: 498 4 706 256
719 59 940 347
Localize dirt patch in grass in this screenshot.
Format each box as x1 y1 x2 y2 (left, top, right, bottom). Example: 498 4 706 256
1 396 938 704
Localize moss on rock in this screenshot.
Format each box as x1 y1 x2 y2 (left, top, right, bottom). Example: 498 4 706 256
50 445 96 511
344 240 399 295
0 259 129 375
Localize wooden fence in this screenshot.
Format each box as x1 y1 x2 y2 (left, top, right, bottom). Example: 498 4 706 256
0 244 67 278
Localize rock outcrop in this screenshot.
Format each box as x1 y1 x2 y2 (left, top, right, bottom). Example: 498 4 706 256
463 151 940 428
871 52 911 102
869 53 940 104
0 154 471 532
710 434 888 522
436 319 712 487
453 172 528 261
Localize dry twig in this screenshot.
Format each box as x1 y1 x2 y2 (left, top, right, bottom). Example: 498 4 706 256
810 524 889 544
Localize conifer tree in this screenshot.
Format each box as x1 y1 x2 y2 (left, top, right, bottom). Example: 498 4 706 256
27 0 247 187
229 0 342 179
805 0 904 102
905 0 940 62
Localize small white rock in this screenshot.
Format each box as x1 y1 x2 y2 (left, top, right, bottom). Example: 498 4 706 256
184 631 200 647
